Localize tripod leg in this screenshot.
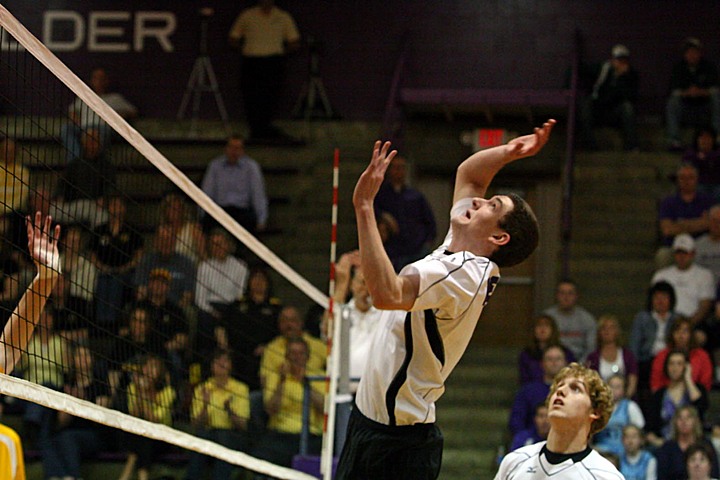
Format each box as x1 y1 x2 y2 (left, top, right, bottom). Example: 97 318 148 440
177 58 202 119
314 77 334 118
202 57 232 133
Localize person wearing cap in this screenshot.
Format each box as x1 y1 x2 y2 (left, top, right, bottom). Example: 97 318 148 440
579 44 639 152
651 233 715 325
666 37 720 151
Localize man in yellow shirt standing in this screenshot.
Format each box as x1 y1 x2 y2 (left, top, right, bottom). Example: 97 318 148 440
185 351 250 480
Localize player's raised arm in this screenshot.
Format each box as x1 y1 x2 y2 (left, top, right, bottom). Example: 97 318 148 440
453 119 556 203
0 212 61 374
353 141 419 311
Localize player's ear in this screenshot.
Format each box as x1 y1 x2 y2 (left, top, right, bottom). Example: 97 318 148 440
490 232 510 247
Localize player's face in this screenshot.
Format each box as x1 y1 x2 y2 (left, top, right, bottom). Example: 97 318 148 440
455 195 512 245
687 451 711 480
547 375 596 426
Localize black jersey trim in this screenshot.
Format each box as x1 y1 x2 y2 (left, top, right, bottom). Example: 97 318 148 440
541 444 592 464
424 309 445 367
385 312 414 426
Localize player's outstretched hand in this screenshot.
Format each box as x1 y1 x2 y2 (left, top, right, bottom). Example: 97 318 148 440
507 119 556 159
26 211 62 279
353 141 397 209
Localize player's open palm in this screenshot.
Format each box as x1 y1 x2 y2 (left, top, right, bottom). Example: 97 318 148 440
353 140 397 208
26 211 61 279
507 119 556 159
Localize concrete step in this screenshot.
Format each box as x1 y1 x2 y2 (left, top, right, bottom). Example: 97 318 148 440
440 448 498 480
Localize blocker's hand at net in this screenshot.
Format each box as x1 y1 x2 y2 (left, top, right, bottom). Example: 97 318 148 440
26 211 62 279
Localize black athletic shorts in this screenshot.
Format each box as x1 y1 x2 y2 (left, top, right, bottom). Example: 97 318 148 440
335 405 443 480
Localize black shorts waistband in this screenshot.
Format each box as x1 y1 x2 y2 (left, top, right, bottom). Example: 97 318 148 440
352 403 436 434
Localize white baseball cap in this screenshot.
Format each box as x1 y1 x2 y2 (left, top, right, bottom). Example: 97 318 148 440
672 233 695 252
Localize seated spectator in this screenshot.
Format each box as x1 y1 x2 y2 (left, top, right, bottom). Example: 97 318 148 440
647 350 708 447
134 223 196 309
518 314 575 385
89 195 144 336
656 406 719 480
508 345 567 435
374 155 437 271
120 354 176 480
695 204 720 282
328 250 382 383
619 424 657 480
682 127 720 202
593 374 645 456
652 233 715 325
651 317 713 392
160 192 206 264
666 38 720 151
630 281 679 403
224 265 281 391
579 44 639 151
195 228 249 359
0 136 30 220
686 442 719 480
695 290 720 387
252 337 324 467
57 225 97 344
543 279 597 361
656 165 714 268
62 66 137 163
585 314 639 398
43 345 111 479
52 128 115 229
259 306 326 387
510 402 550 452
185 350 250 480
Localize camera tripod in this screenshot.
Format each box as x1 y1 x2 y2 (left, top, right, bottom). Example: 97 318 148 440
177 10 231 136
293 38 335 119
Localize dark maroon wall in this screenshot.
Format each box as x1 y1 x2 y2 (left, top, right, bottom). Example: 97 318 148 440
2 1 719 119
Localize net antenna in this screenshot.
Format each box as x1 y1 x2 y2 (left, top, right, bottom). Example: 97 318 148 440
176 7 231 137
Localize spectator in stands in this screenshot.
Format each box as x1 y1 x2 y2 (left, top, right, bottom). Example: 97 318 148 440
90 196 144 336
56 225 96 344
185 350 250 480
137 268 191 389
656 164 714 267
510 402 550 452
518 314 575 385
619 424 657 480
62 66 137 162
195 228 249 359
630 281 679 406
260 305 326 387
0 136 30 222
328 250 382 383
695 204 720 281
666 38 720 151
43 345 111 480
374 155 437 271
592 374 645 456
652 233 714 325
683 127 720 202
695 291 720 388
651 317 713 392
579 44 639 152
120 354 176 480
252 337 324 467
52 128 115 229
134 223 196 309
647 350 708 448
508 344 567 435
686 442 719 480
228 0 301 144
224 265 281 392
655 406 719 480
585 314 639 399
160 192 206 264
201 135 269 235
543 279 597 361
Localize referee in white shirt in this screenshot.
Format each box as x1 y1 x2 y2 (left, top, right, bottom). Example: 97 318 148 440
335 120 555 479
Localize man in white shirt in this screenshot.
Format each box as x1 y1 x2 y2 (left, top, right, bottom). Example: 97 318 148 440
335 120 555 479
651 233 715 325
495 363 623 480
694 204 720 282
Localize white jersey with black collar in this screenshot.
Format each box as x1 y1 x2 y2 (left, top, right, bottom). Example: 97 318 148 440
355 198 501 426
495 441 625 479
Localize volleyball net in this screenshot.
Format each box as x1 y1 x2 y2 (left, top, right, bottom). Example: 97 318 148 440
0 3 342 479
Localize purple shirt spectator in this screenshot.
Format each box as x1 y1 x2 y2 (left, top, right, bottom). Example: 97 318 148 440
658 191 714 246
518 346 575 385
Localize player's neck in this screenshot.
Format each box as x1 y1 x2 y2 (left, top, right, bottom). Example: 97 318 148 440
545 424 590 455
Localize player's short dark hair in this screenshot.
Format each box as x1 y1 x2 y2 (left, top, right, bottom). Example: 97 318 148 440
489 193 539 267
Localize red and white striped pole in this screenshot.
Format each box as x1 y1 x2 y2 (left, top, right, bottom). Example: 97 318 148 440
321 148 340 478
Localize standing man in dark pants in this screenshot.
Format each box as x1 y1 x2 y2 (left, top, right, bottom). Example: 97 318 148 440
229 0 300 143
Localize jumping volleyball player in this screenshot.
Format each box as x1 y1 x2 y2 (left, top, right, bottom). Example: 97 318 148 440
335 120 555 479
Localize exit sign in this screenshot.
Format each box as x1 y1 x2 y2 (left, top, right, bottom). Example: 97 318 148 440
477 128 507 149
